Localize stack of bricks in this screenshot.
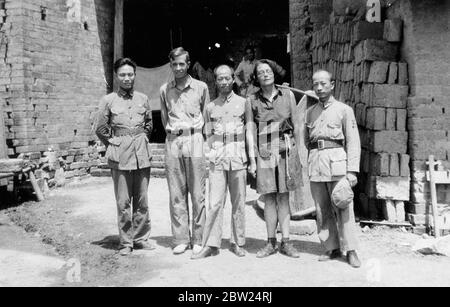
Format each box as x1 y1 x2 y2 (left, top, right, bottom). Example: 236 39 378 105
310 19 411 222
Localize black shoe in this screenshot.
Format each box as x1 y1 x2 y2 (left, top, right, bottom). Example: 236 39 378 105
280 242 300 258
347 250 361 268
134 240 156 250
318 249 342 262
256 242 277 258
230 244 246 257
191 246 219 260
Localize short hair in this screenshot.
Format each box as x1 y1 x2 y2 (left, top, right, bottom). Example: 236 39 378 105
168 47 190 63
244 45 255 52
313 70 334 82
114 58 137 73
252 59 280 87
213 64 235 79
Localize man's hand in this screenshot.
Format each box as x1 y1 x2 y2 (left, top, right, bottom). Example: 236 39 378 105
346 172 358 187
248 162 257 178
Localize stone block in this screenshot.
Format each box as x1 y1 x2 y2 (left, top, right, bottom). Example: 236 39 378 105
369 131 408 153
368 61 389 84
398 62 408 85
354 39 399 64
371 152 390 176
400 154 410 177
396 109 407 131
388 62 398 84
351 21 384 45
372 84 408 108
385 108 397 130
383 19 403 42
288 219 317 236
382 200 405 222
389 153 400 177
371 176 410 201
366 107 385 130
407 203 431 215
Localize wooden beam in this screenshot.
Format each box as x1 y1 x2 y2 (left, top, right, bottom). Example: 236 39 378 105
113 0 124 90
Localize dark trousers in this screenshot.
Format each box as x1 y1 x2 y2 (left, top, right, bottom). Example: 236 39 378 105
112 168 151 249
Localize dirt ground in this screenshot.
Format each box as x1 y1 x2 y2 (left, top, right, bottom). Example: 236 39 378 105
2 176 450 287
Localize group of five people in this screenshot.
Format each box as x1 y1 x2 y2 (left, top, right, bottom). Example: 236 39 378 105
95 46 362 269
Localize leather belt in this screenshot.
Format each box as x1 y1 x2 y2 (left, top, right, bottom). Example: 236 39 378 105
166 128 202 136
212 133 245 144
113 127 145 137
309 139 343 150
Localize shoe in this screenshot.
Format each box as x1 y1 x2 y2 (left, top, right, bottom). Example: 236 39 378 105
192 244 202 254
347 250 361 268
173 243 189 255
280 242 300 258
134 240 156 250
256 242 277 258
119 247 132 256
230 244 246 257
318 249 342 262
191 246 219 260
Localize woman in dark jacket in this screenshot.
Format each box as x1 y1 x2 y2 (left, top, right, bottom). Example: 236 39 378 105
246 59 302 258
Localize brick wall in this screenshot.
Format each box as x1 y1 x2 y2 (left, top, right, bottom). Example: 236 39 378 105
386 0 450 229
2 0 114 156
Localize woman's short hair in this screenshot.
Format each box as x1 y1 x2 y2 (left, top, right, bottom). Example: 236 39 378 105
114 58 137 73
252 59 280 87
168 47 190 63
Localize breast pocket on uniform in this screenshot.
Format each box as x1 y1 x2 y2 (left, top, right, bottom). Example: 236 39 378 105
329 149 347 177
327 122 343 139
111 106 127 125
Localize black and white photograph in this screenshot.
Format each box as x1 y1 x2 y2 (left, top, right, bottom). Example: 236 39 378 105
0 0 449 290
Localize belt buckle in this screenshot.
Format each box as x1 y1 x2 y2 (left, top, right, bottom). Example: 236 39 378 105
177 129 183 136
318 140 325 150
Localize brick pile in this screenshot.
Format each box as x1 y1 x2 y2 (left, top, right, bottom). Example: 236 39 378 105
310 19 411 222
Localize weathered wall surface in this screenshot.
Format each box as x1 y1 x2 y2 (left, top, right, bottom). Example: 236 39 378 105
386 0 450 228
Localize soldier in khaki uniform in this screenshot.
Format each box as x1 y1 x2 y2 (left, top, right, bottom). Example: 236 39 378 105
305 70 362 268
192 65 248 259
96 58 155 256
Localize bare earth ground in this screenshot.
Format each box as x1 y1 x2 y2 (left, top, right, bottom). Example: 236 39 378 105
1 176 450 287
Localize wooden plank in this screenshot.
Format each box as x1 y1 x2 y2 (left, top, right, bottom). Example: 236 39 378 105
426 170 450 184
0 159 25 173
359 220 412 228
427 155 441 237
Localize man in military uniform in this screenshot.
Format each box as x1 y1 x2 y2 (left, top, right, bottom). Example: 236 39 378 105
192 65 249 259
160 47 209 255
96 58 154 256
304 70 362 268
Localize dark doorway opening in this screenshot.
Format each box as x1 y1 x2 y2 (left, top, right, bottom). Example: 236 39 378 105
123 0 290 143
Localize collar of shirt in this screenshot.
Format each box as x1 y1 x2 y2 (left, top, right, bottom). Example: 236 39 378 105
169 75 193 90
319 96 336 109
219 91 235 104
117 88 134 99
256 87 284 104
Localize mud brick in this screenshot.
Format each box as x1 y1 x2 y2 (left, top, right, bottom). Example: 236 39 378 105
351 21 384 45
383 200 397 222
407 203 431 215
400 154 410 177
361 83 373 105
369 131 408 153
366 107 386 130
371 176 410 201
368 61 389 84
70 162 88 170
385 108 397 130
355 103 367 126
389 153 400 176
396 201 406 222
408 214 432 226
387 62 398 84
354 39 399 64
372 84 408 108
398 62 408 85
396 109 407 131
371 152 390 176
383 19 403 42
361 150 370 173
65 155 74 163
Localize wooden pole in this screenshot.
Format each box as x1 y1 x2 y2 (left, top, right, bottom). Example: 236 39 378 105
0 98 8 159
427 155 440 237
275 84 319 100
113 0 124 91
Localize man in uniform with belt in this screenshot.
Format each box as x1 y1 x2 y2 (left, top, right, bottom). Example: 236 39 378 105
305 70 362 268
96 58 154 256
192 65 249 259
160 47 209 255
